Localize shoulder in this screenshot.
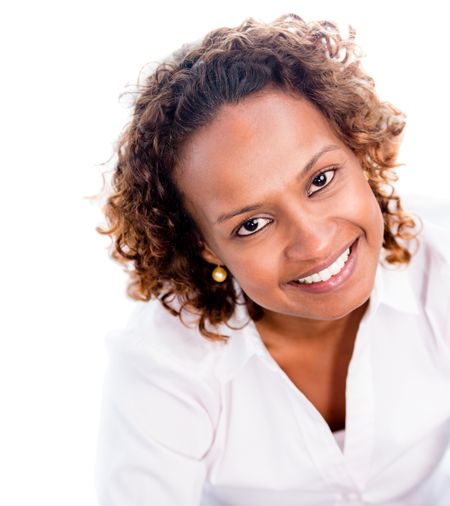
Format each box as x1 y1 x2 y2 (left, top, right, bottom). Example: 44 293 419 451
109 297 224 375
104 295 258 384
127 299 225 373
407 218 450 343
99 296 258 458
101 298 226 459
400 193 450 270
410 218 450 273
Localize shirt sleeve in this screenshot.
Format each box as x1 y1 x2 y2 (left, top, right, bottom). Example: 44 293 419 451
95 328 218 506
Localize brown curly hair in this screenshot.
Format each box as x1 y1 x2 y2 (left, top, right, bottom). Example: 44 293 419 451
95 13 420 341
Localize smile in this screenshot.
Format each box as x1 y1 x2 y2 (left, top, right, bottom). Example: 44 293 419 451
287 237 359 294
295 247 350 284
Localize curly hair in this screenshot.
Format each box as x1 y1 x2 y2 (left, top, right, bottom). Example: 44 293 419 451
95 13 420 341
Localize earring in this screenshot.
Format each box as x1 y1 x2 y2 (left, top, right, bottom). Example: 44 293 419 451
363 170 370 181
212 265 227 283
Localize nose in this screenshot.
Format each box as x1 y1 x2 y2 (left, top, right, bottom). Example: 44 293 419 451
282 207 338 263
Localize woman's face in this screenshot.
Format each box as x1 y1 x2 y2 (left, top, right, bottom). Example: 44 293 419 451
175 88 384 321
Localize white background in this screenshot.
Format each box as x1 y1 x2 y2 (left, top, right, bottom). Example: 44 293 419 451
1 1 449 504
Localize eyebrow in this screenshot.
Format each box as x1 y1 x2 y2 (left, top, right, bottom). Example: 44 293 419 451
215 144 340 225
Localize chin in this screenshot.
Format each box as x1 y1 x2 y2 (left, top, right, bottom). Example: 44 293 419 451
317 292 372 321
281 288 372 321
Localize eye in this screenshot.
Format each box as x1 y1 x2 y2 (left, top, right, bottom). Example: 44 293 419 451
307 168 337 197
235 217 273 237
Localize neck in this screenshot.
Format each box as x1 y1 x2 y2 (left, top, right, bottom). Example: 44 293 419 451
255 299 370 352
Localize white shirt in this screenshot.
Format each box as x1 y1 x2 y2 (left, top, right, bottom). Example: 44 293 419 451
95 217 450 505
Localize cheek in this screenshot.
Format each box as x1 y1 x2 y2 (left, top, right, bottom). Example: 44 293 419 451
347 180 384 240
222 247 282 305
228 251 278 289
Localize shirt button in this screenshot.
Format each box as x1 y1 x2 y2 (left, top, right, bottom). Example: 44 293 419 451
335 491 362 503
344 491 361 501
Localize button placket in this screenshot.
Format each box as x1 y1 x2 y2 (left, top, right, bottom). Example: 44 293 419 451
343 312 376 490
334 490 364 504
244 281 380 493
281 372 356 486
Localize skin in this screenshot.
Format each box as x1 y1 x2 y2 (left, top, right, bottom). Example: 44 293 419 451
175 87 385 430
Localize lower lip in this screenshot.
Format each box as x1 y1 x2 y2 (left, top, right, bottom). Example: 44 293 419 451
287 238 359 294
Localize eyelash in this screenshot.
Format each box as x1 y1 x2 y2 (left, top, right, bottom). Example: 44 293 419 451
306 167 337 197
234 167 338 237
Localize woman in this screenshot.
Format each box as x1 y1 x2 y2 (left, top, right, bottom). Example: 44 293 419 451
95 14 450 505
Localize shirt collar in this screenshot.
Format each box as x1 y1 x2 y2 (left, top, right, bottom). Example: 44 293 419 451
375 248 420 316
219 250 420 380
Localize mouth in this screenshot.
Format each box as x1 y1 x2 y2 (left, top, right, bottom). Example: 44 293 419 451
286 237 360 294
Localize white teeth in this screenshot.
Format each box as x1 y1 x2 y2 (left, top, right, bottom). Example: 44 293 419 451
320 268 332 281
296 247 350 284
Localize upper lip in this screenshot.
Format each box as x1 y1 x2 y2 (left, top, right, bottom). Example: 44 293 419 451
287 237 358 282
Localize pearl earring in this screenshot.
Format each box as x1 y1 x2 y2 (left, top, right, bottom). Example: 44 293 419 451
212 265 227 283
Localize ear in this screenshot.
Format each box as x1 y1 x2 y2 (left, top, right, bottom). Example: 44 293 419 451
201 242 223 266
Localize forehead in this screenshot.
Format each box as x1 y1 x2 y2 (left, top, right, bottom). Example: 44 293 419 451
175 89 344 221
